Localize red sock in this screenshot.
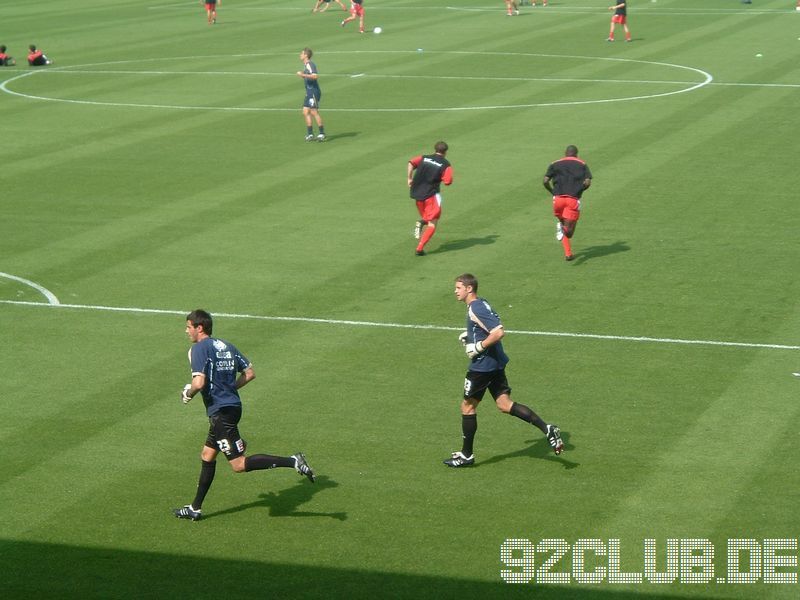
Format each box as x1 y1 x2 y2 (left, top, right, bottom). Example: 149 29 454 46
417 225 436 251
561 236 572 257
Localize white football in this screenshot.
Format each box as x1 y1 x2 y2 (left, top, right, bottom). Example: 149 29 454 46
373 26 382 34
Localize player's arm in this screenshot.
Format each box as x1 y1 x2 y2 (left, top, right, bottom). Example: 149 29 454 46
181 372 206 403
441 165 453 186
407 156 421 186
466 326 504 358
235 365 255 389
543 175 555 195
582 177 592 191
609 2 624 9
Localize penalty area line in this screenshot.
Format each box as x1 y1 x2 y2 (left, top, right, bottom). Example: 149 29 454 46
0 299 798 351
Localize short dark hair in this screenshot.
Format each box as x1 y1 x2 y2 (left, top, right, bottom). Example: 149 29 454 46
29 45 36 51
0 45 6 53
303 47 313 59
434 141 448 154
455 273 478 293
186 309 213 335
565 145 579 157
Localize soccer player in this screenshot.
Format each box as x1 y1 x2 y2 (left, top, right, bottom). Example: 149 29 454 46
607 1 631 42
341 0 365 33
173 309 315 521
312 0 347 12
27 45 51 66
202 0 218 25
0 46 16 66
542 145 593 261
296 48 326 141
444 274 564 467
504 0 520 16
407 141 453 256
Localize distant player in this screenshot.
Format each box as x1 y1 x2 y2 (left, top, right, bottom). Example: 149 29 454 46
173 309 315 522
341 0 365 33
444 273 564 468
407 141 453 256
296 47 326 142
203 0 218 25
27 45 51 66
543 145 593 261
0 45 16 66
607 1 631 42
312 0 347 12
505 0 520 16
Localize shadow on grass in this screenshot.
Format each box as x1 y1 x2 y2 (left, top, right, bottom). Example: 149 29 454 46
320 131 359 142
478 431 579 470
432 234 500 254
204 475 346 521
573 240 631 264
1 538 692 599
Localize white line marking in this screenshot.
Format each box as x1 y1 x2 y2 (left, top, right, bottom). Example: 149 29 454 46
350 73 365 78
0 51 713 112
0 299 797 351
0 273 60 305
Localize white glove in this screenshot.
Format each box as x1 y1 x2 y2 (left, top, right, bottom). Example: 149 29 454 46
465 341 485 359
458 331 468 346
181 384 193 404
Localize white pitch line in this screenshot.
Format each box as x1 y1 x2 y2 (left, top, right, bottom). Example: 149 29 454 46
0 273 60 305
0 299 797 351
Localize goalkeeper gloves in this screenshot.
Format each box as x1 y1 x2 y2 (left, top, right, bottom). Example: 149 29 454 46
181 384 193 404
458 331 468 346
465 341 485 359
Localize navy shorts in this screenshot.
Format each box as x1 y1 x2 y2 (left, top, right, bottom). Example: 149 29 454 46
463 369 512 401
303 92 321 109
205 406 246 460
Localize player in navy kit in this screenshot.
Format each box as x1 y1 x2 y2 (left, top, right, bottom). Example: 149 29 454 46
444 274 564 467
543 145 593 261
407 141 453 256
173 309 315 521
297 48 326 141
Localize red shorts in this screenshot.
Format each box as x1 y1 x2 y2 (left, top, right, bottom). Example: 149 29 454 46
611 15 627 25
205 2 216 10
416 194 442 221
552 195 581 221
350 4 364 16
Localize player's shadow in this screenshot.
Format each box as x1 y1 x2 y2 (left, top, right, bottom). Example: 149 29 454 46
477 431 578 470
432 234 500 254
203 475 347 521
321 131 359 142
572 240 630 264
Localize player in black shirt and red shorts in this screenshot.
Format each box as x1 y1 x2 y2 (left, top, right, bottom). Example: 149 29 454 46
543 145 592 261
407 141 453 256
607 1 631 42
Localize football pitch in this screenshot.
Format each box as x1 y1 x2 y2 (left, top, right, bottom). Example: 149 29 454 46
2 0 800 597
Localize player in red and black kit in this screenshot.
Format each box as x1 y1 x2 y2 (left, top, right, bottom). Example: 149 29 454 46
543 145 592 262
202 0 218 25
0 45 16 66
27 45 51 66
408 141 453 256
608 1 631 42
341 0 365 33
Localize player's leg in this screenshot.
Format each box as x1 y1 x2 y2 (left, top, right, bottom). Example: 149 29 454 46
311 106 326 140
560 201 580 260
494 389 564 455
608 19 616 41
416 195 441 255
624 23 631 41
303 106 315 140
444 373 487 466
358 11 365 32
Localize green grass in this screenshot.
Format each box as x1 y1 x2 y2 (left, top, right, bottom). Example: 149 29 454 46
2 0 800 597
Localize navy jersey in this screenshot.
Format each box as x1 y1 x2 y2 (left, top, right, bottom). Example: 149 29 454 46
303 61 321 97
545 156 592 199
466 297 509 372
189 337 251 416
409 154 453 201
615 1 627 16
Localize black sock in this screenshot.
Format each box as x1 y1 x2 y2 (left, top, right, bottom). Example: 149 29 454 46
192 460 216 510
244 454 295 471
510 402 548 434
461 414 477 457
